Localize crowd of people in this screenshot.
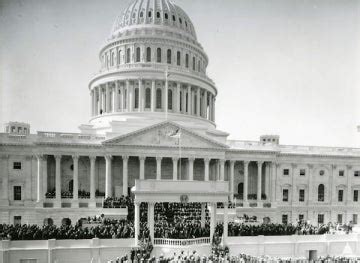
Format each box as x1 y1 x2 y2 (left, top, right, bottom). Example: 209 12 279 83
153 203 210 239
0 218 136 240
103 196 133 208
45 189 92 199
226 221 330 237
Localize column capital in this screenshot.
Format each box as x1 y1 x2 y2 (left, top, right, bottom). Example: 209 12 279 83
89 155 97 162
346 165 353 170
229 160 236 165
156 156 163 161
72 154 80 160
122 155 129 161
34 154 44 161
172 157 179 162
219 159 225 165
105 155 112 161
139 156 146 161
271 162 277 168
243 160 250 166
188 157 195 162
257 160 264 166
204 158 211 163
54 155 62 161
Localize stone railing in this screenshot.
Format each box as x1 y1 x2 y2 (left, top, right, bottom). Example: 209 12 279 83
37 132 105 143
153 237 211 246
92 63 215 86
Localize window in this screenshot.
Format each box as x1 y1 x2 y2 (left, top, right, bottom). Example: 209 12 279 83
177 51 181 66
185 21 188 27
338 214 343 224
300 169 306 176
167 49 172 64
282 214 288 224
146 47 151 62
156 88 162 109
319 170 325 176
299 189 305 202
172 15 176 21
134 88 139 109
156 12 160 18
198 60 201 72
156 48 162 63
148 11 152 17
354 190 359 202
13 162 21 170
126 48 131 63
353 214 358 224
282 189 289 202
164 13 168 19
180 91 183 111
14 216 21 225
318 214 324 224
168 89 173 110
299 214 304 222
118 50 122 64
318 184 325 202
111 52 114 66
136 47 141 62
140 12 143 18
185 54 189 68
14 186 21 201
283 169 289 176
192 57 196 70
354 171 360 177
339 170 344 177
338 189 343 202
179 17 182 24
145 88 151 109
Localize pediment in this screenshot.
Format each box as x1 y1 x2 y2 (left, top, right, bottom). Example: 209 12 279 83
103 121 228 149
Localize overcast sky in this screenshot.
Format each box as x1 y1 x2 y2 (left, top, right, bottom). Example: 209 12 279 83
1 0 359 147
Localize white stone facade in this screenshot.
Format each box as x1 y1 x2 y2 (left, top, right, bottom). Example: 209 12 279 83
1 0 360 227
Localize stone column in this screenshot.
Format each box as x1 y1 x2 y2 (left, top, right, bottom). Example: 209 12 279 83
219 159 225 181
200 203 206 228
134 201 140 246
99 86 103 113
123 156 129 196
187 85 192 115
156 157 162 180
204 158 210 181
271 162 277 204
106 83 111 113
182 86 186 113
120 84 124 111
208 94 213 121
203 91 207 118
243 161 249 205
89 156 96 207
188 158 194 181
346 165 352 205
129 81 133 111
139 156 145 180
223 202 229 244
172 157 178 181
230 160 235 202
138 79 143 112
54 155 62 205
114 81 119 112
72 155 79 207
148 202 155 241
126 80 131 112
42 156 48 199
196 87 201 117
308 164 313 204
209 202 217 242
35 155 42 204
176 82 181 113
105 155 112 198
212 97 216 122
151 80 156 112
257 161 263 204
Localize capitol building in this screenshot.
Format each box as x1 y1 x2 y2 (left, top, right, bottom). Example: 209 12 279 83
1 0 360 247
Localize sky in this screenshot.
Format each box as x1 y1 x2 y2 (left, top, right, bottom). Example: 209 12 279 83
0 0 359 147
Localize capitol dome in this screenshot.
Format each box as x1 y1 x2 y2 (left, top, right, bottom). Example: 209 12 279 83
111 0 197 40
85 0 221 138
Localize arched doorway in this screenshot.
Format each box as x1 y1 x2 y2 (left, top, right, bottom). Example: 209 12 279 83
61 218 71 226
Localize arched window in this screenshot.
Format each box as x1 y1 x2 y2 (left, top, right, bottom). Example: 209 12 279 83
126 48 131 63
136 47 141 62
168 89 173 110
157 48 162 63
185 21 188 27
194 95 197 114
118 89 121 110
145 88 151 108
164 13 168 19
192 57 196 70
177 51 181 66
134 88 139 109
172 15 176 21
148 11 152 17
146 47 151 62
167 49 172 64
185 54 189 68
179 18 182 24
140 12 143 18
156 12 160 18
318 184 325 202
118 50 122 64
156 88 162 109
198 60 201 72
111 52 114 66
